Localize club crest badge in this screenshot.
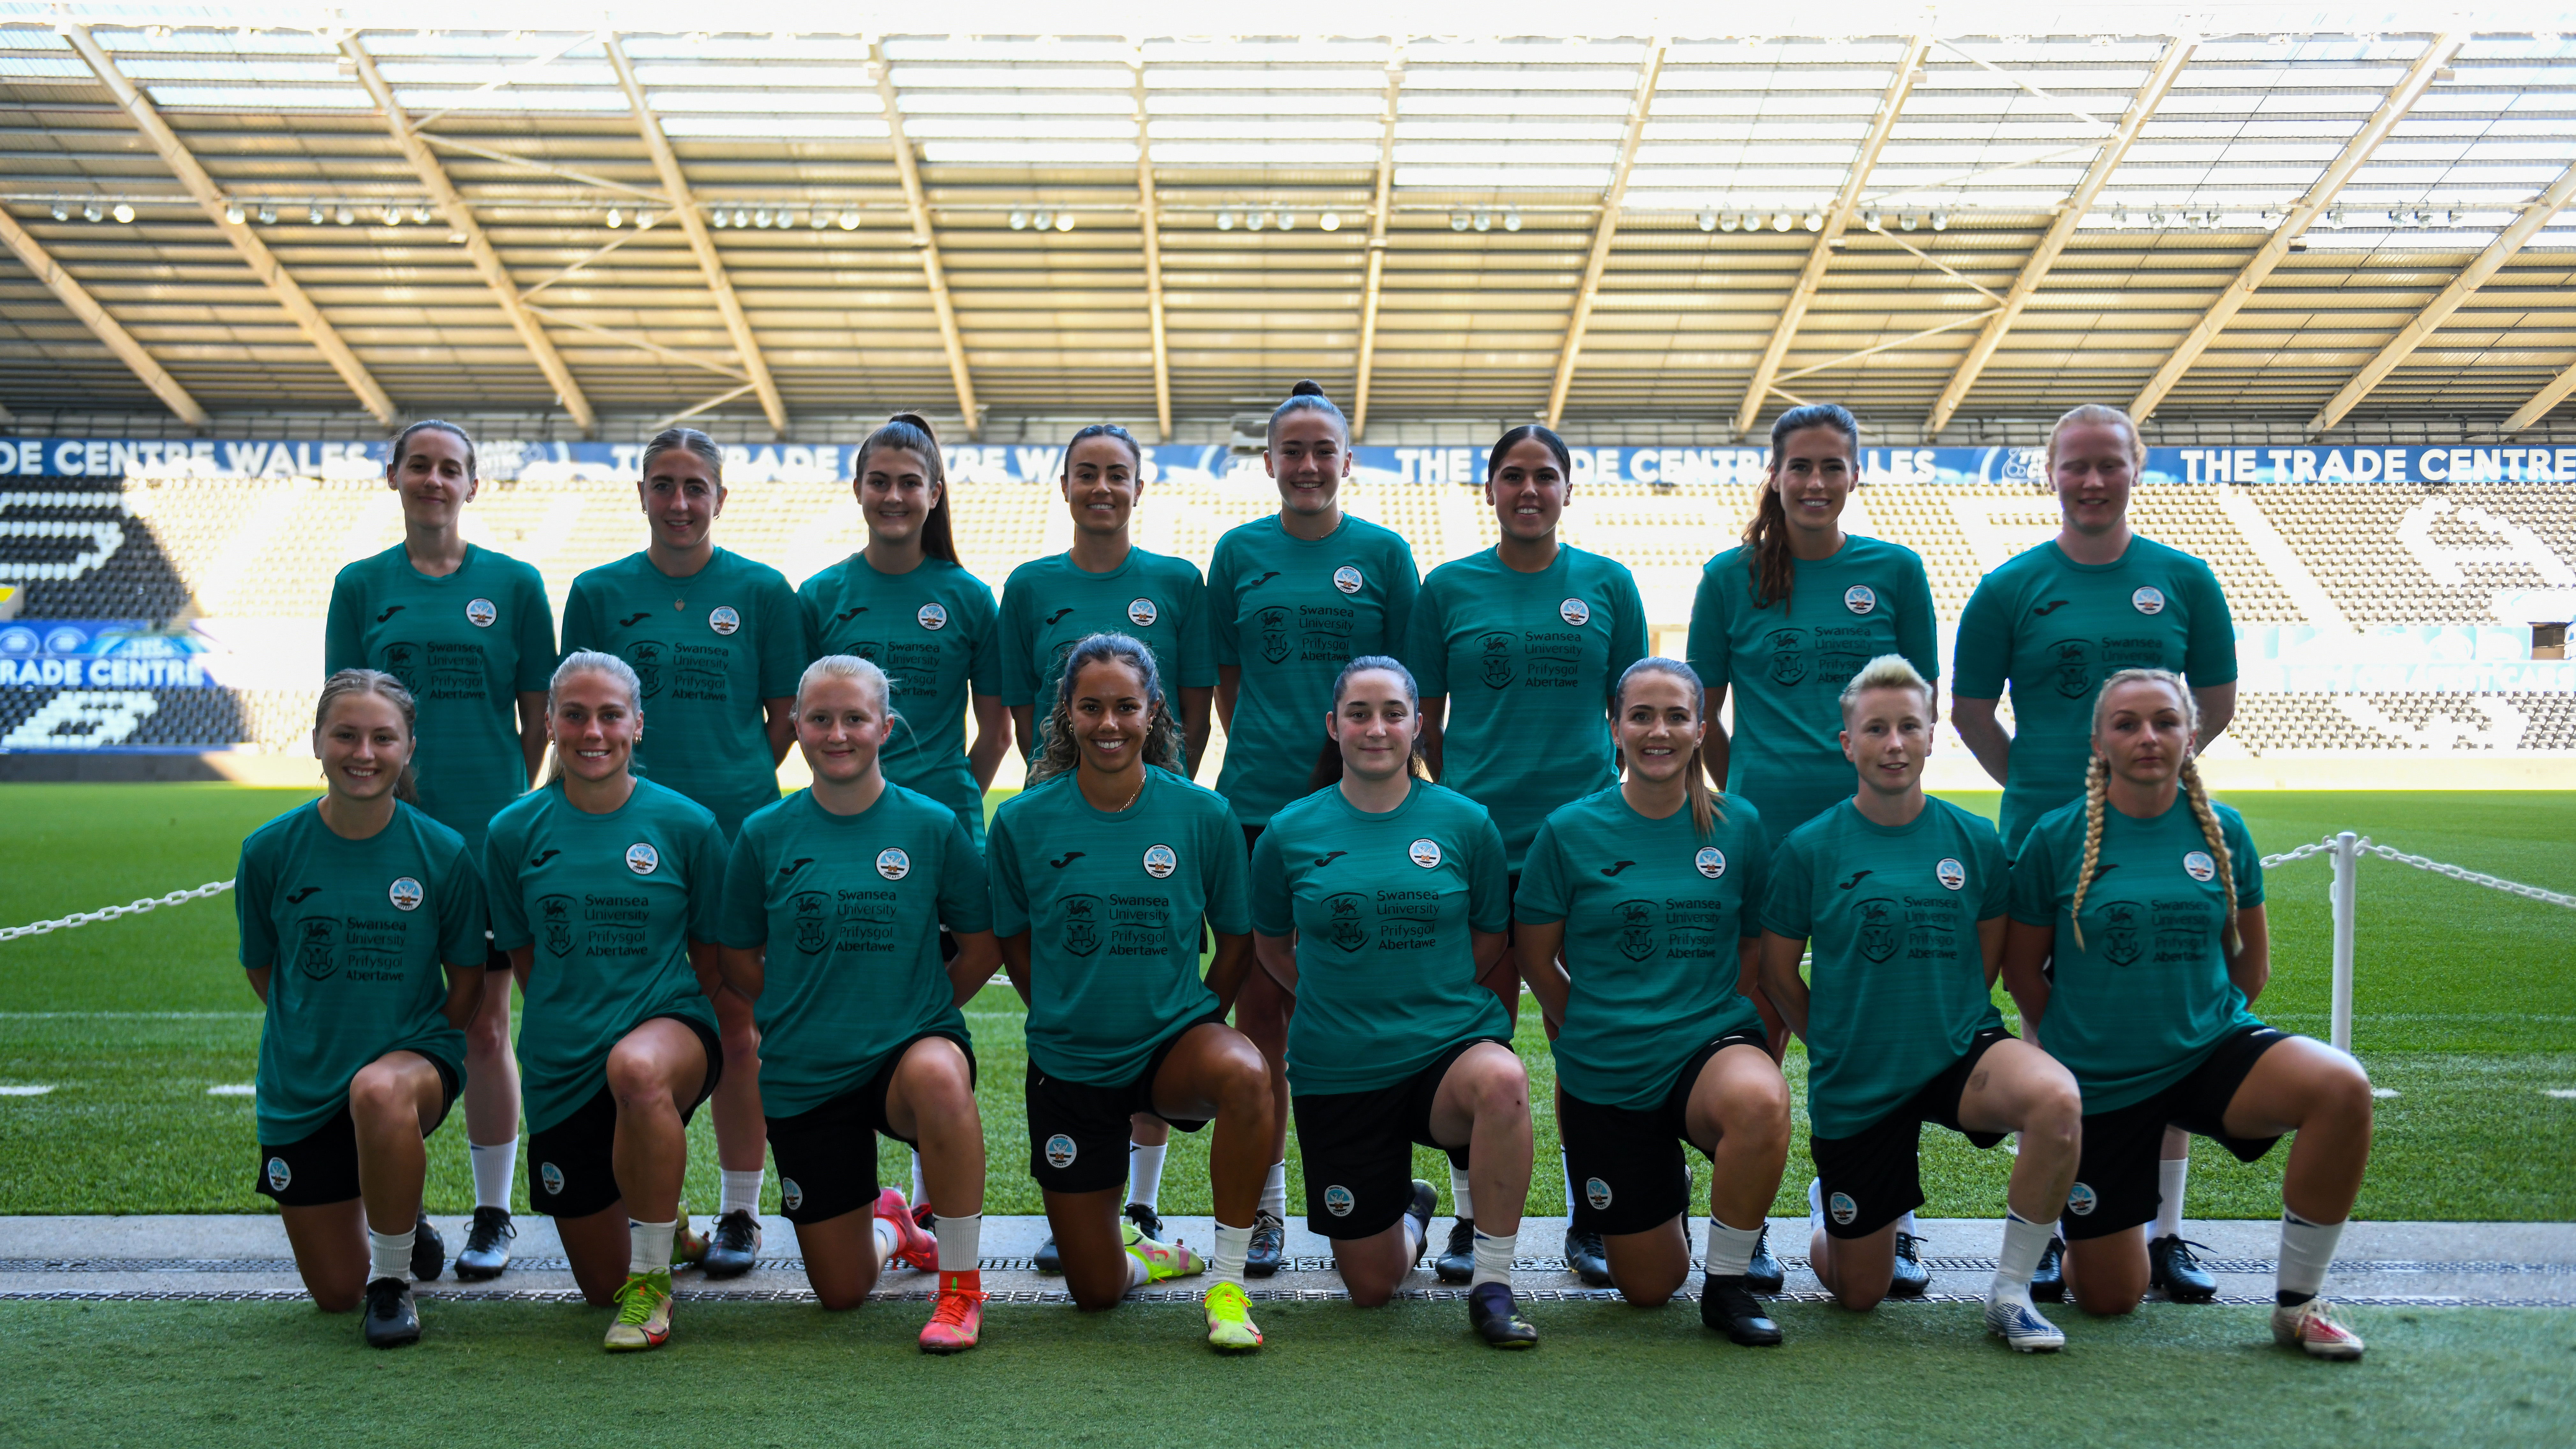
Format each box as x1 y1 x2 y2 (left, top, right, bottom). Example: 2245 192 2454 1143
266 1157 291 1192
1045 1135 1078 1170
1696 847 1726 879
1844 584 1876 615
781 1178 804 1213
708 605 741 635
877 847 911 881
2132 586 2166 615
626 843 659 875
2066 1181 2099 1216
1142 844 1177 879
916 602 948 631
387 876 423 912
1586 1177 1614 1211
2183 850 2217 882
1409 838 1442 870
1333 565 1364 595
1323 1185 1356 1217
465 597 497 628
1936 857 1966 891
541 1162 565 1197
1559 597 1591 627
1127 597 1158 628
1829 1191 1858 1226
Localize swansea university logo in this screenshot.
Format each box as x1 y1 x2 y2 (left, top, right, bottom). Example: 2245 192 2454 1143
622 639 668 698
1061 895 1102 957
295 919 338 980
2049 639 2092 699
379 641 421 695
1323 892 1369 953
1258 606 1292 665
1856 898 1900 964
1765 627 1807 686
2102 901 2142 967
1616 900 1656 962
792 891 831 955
539 895 575 957
1476 631 1515 689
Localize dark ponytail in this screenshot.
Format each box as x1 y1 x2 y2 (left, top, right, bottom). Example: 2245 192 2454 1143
855 412 956 564
1268 379 1349 446
1742 402 1860 610
1305 654 1435 792
1487 423 1570 482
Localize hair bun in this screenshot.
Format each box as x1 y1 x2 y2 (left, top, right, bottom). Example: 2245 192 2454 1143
1289 379 1327 399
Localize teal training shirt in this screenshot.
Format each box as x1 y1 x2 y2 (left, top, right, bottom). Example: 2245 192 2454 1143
1249 779 1510 1095
1208 513 1422 828
235 800 484 1144
718 785 992 1117
560 548 803 842
1761 798 2009 1138
1686 536 1939 848
1952 536 2237 851
2008 793 2267 1112
987 767 1250 1086
1407 545 1648 872
994 548 1216 749
797 553 1005 847
1515 787 1771 1111
323 544 554 856
483 779 725 1135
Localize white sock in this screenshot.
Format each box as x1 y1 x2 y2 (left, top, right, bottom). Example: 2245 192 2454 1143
1261 1161 1288 1222
1450 1162 1475 1220
1899 1209 1920 1239
367 1225 415 1283
1561 1151 1578 1215
2277 1209 2344 1302
1127 1142 1166 1210
469 1140 515 1212
1212 1220 1252 1289
872 1216 900 1269
1402 1211 1426 1263
1124 1250 1151 1292
1991 1211 2053 1304
1807 1177 1825 1235
1704 1217 1763 1279
911 1152 928 1209
2154 1156 2189 1239
935 1213 981 1274
719 1168 764 1219
1471 1228 1516 1288
629 1218 675 1276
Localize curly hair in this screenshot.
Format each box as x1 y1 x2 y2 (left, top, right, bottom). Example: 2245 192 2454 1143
1026 633 1184 786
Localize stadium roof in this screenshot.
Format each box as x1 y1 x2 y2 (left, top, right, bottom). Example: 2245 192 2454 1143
7 4 2576 443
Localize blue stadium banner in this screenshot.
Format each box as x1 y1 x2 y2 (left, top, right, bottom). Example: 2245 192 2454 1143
0 619 214 688
12 436 2576 488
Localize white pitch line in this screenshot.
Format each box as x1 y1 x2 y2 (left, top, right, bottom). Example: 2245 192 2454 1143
2547 1089 2576 1100
0 1084 54 1096
2372 1088 2401 1098
206 1085 255 1097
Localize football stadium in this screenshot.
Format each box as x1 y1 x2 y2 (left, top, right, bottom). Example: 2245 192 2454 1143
1 7 2572 1445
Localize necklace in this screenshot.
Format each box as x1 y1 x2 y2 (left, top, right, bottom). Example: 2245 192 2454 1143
1091 766 1147 813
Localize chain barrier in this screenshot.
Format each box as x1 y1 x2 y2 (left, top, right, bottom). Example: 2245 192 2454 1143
0 881 234 944
2257 835 2573 908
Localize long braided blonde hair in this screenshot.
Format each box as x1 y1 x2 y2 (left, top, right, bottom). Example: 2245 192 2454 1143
2069 667 2239 952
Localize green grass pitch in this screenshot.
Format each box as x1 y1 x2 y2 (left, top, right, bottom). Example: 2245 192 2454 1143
0 783 2569 1221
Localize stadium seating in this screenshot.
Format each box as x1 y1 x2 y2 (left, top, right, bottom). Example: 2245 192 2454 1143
5 470 2571 760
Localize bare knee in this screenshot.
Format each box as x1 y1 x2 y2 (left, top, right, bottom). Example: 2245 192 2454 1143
309 1284 361 1314
814 1277 870 1312
346 1063 409 1122
721 1020 761 1066
2317 1062 2375 1128
1472 1064 1529 1121
467 1004 511 1056
1345 1273 1397 1308
2076 1281 2140 1316
1616 1270 1684 1307
604 1045 667 1107
2026 1083 2083 1151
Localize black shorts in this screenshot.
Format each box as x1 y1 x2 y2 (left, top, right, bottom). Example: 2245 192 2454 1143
255 1053 460 1207
1292 1035 1508 1239
1808 1027 2013 1239
1561 1028 1768 1236
527 1013 723 1220
1025 1010 1225 1195
485 936 511 973
1241 823 1264 857
767 1032 975 1225
2062 1025 2290 1241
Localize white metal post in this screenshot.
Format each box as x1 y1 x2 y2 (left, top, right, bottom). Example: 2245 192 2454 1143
2329 831 2360 1052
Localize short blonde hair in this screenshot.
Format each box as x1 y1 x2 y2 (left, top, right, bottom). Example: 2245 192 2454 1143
796 653 892 715
2043 403 2145 474
1837 653 1933 722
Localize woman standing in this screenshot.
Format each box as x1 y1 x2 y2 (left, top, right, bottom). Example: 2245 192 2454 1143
1953 403 2240 1299
325 419 551 1282
719 656 998 1352
238 670 487 1346
1408 423 1646 1279
1514 658 1789 1346
483 652 728 1351
1250 657 1539 1349
560 427 802 1277
1757 656 2085 1352
1209 380 1421 1275
798 413 1012 849
2003 668 2374 1358
995 423 1218 1253
987 635 1276 1353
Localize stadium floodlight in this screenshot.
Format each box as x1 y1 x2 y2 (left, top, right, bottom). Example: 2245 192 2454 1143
1719 212 1740 232
607 209 622 229
1803 211 1824 231
111 203 135 224
1032 210 1053 231
1451 212 1470 231
1930 210 1948 231
224 202 245 224
1474 210 1492 232
414 203 432 225
712 209 729 228
1899 212 1918 231
1011 209 1029 230
1772 212 1792 232
754 210 773 228
82 202 102 222
1502 210 1520 232
1861 208 1880 231
336 207 356 225
1279 212 1296 230
382 204 401 226
838 210 861 230
1215 210 1233 230
308 202 325 225
1697 210 1717 232
810 210 829 229
1319 211 1341 231
49 202 67 220
732 209 750 228
257 204 275 224
1248 210 1266 231
1054 212 1073 232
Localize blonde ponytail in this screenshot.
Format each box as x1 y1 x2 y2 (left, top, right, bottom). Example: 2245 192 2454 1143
2068 754 2110 949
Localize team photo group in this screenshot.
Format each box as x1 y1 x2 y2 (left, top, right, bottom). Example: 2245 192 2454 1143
240 381 2377 1364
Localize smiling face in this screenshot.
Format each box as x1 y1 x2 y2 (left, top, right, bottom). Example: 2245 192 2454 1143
796 672 893 784
857 446 939 550
1328 666 1420 784
2051 419 2138 537
1066 656 1152 776
2094 675 2193 789
1769 424 1855 539
1841 684 1932 797
1267 410 1350 520
639 446 725 551
1062 435 1141 539
550 668 641 783
387 427 475 529
1615 670 1703 787
314 689 412 803
1486 437 1569 543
